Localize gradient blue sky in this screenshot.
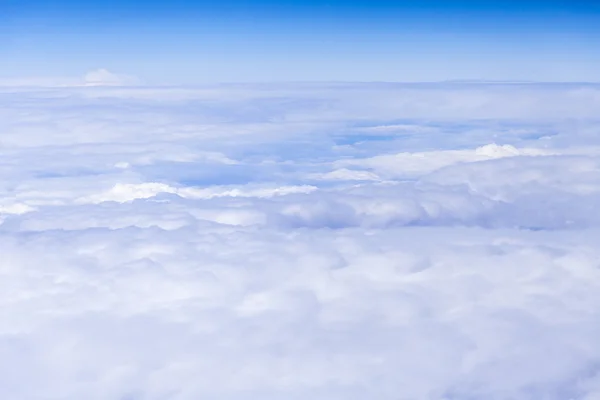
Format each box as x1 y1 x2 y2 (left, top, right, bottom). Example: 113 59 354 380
1 0 600 83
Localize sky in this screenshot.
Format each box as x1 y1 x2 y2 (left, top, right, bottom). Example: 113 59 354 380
1 0 600 83
3 2 600 397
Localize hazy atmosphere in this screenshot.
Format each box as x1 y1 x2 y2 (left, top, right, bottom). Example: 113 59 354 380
1 1 600 399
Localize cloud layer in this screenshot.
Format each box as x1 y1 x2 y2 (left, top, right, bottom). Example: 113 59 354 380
1 82 600 399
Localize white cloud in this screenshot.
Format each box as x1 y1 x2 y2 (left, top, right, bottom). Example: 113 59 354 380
76 183 317 204
309 168 381 181
0 82 600 399
335 143 555 179
83 69 139 87
0 69 140 88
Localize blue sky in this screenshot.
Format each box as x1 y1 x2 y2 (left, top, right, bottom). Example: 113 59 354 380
2 0 600 83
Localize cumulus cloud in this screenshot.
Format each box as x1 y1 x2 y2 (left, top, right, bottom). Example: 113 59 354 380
0 82 600 399
83 68 139 87
334 143 554 179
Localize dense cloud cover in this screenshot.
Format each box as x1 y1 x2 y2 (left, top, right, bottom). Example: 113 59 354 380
1 82 600 399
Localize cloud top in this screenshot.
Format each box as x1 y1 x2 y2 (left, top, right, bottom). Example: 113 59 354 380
83 68 139 86
0 83 600 399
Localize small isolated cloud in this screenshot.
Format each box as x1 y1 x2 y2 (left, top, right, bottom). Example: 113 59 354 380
0 69 140 88
83 68 140 86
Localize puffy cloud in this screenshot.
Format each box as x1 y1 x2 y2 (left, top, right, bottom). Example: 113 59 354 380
334 143 554 179
83 69 140 87
0 82 600 399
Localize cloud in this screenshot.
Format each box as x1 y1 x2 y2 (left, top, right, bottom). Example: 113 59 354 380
308 168 381 181
76 182 317 204
83 69 140 87
0 82 600 399
0 69 140 88
334 143 554 179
